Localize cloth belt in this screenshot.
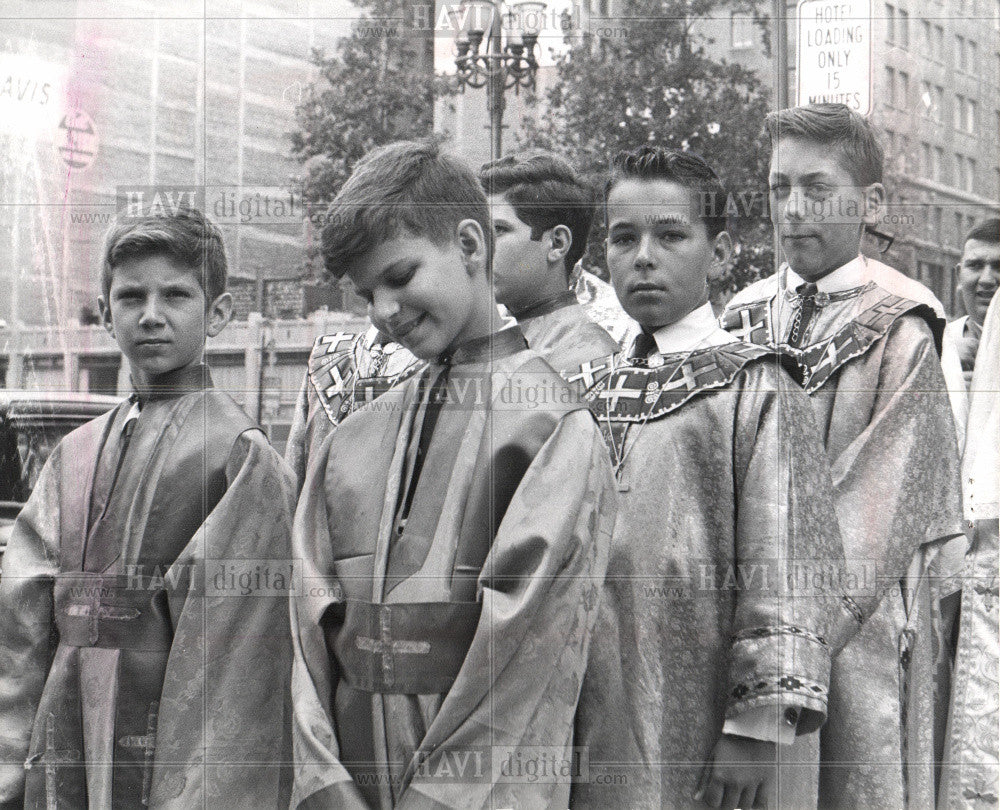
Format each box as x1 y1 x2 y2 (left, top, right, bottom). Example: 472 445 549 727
326 599 481 695
54 573 174 651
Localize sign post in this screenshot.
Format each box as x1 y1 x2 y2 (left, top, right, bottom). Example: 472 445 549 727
795 0 873 114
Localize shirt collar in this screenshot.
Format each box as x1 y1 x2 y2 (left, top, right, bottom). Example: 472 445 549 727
650 302 736 355
436 325 528 366
784 255 867 294
130 363 212 405
509 290 577 321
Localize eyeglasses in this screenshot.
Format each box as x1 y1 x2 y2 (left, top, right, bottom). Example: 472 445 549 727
863 225 895 254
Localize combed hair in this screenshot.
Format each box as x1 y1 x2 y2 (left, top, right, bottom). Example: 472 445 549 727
320 139 492 277
605 145 730 239
101 207 228 304
964 217 999 245
479 151 596 277
764 103 884 186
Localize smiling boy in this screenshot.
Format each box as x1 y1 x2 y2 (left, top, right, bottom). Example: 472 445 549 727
289 139 615 809
721 103 964 806
478 152 619 376
0 208 296 808
572 146 846 809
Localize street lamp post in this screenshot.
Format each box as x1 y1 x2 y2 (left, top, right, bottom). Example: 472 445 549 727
452 1 546 160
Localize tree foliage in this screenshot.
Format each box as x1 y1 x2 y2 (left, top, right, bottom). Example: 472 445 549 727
521 0 776 296
290 0 452 213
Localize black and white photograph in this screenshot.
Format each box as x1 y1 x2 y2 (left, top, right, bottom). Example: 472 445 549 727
0 0 996 807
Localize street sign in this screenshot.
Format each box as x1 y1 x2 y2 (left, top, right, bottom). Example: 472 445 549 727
54 109 99 171
0 53 67 137
796 0 873 114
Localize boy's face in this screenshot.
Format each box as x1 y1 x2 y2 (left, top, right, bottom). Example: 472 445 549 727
958 238 1000 326
487 195 554 313
347 223 493 360
98 254 232 387
606 178 726 331
769 136 883 281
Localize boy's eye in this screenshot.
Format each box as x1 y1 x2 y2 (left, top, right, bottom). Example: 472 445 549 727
807 183 832 197
494 223 512 235
609 233 635 246
386 263 418 288
769 182 790 197
657 229 685 243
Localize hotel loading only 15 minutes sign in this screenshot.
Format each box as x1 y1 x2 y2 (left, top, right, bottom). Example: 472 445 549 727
796 0 873 114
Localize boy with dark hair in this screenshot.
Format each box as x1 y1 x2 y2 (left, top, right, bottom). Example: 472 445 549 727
947 217 1000 391
0 208 296 808
721 103 964 806
478 150 619 376
284 152 627 488
572 146 846 809
289 139 616 809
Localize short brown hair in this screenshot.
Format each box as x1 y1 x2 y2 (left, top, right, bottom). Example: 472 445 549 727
101 207 227 304
320 139 492 277
764 103 884 186
479 151 596 278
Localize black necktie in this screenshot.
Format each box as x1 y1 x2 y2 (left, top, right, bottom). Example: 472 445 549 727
788 282 819 348
631 330 658 359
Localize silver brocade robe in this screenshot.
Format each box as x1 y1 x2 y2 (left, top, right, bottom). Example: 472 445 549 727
285 298 620 489
572 347 848 809
722 262 964 808
0 372 297 809
290 332 617 809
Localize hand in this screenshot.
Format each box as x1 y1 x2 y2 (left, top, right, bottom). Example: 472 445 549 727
694 733 776 809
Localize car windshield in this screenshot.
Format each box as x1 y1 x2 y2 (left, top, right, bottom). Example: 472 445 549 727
0 415 71 503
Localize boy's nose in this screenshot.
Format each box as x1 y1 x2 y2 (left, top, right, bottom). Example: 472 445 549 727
139 297 166 326
633 234 655 269
782 190 808 221
369 289 401 323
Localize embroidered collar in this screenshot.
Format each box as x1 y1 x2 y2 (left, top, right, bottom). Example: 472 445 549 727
131 364 212 405
510 290 577 321
586 343 771 422
436 326 528 366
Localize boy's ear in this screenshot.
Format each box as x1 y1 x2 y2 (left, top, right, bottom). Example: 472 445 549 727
97 295 115 337
547 225 572 265
861 182 886 225
205 292 234 338
456 219 487 276
710 231 734 278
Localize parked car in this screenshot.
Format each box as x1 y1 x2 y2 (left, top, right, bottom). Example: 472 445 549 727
0 390 120 562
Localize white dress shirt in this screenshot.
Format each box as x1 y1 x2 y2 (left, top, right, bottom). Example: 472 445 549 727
649 301 737 355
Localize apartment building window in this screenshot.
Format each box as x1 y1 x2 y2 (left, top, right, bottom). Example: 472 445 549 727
886 66 896 105
967 99 977 132
921 141 932 176
955 154 965 189
932 206 944 243
730 11 754 49
969 40 978 71
898 70 909 104
955 211 966 244
968 159 977 192
955 94 965 129
886 3 896 42
898 9 909 47
956 34 967 71
934 25 945 60
935 85 945 119
934 146 943 181
900 134 911 171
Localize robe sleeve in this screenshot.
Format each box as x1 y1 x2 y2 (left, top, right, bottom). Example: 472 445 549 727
395 410 616 810
0 447 62 805
284 369 312 490
148 431 297 810
725 362 846 737
288 431 369 810
826 316 964 651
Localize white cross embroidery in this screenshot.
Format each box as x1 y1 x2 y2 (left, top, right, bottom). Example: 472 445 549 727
599 376 644 409
318 332 355 354
566 359 609 389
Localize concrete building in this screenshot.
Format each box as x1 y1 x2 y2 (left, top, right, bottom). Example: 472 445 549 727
0 0 355 335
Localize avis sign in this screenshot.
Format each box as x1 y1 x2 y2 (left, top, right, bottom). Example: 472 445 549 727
796 0 873 114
